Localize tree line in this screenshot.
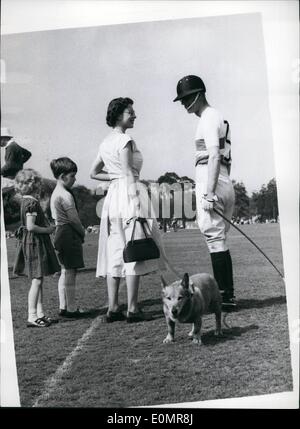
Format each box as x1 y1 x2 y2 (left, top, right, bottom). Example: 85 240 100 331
3 173 279 229
155 172 278 222
233 178 278 222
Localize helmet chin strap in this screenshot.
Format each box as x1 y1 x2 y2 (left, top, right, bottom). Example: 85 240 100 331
186 92 200 111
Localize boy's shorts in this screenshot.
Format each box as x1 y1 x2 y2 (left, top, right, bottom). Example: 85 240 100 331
54 224 84 269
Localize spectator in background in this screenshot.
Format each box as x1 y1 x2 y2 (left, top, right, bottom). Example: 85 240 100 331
1 127 32 189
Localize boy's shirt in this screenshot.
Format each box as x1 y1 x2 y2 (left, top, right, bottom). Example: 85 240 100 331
50 183 77 226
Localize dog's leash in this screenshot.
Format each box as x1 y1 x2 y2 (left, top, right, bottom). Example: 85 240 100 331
161 253 182 279
222 313 231 329
213 208 285 280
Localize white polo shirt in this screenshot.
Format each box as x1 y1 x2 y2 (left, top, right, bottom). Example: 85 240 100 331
195 107 232 180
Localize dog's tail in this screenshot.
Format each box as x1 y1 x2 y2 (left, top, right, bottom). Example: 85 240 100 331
222 313 232 329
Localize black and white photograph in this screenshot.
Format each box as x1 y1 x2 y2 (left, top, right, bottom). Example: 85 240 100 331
1 1 298 410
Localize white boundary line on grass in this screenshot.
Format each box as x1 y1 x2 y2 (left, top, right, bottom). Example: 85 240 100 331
33 314 104 407
0 192 21 407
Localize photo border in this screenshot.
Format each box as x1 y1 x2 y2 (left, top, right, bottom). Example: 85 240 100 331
1 0 298 409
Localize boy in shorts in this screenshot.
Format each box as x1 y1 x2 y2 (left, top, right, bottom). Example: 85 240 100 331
50 157 88 318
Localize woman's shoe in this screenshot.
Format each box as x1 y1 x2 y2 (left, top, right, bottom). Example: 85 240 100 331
27 318 51 328
101 310 126 323
64 309 91 319
126 310 153 323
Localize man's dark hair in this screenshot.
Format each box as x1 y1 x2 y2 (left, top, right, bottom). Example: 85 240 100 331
106 97 134 128
50 157 78 179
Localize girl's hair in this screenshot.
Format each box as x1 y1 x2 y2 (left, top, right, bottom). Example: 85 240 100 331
14 169 42 196
106 97 134 128
50 157 78 179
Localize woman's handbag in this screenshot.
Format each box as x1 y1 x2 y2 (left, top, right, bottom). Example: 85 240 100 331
123 217 160 263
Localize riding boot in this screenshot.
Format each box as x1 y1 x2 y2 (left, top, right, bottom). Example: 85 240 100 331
210 250 234 299
224 249 234 299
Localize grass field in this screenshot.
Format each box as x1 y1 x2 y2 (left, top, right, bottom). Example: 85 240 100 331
6 224 292 407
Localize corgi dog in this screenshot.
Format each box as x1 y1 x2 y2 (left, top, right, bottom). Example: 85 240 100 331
161 272 223 345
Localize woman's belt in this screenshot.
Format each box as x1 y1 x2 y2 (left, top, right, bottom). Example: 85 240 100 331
110 175 140 181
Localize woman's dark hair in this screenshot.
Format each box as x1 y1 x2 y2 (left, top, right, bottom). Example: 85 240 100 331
50 157 78 179
106 97 134 128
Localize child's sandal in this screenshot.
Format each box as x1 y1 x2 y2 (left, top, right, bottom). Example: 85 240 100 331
27 318 50 328
40 315 59 324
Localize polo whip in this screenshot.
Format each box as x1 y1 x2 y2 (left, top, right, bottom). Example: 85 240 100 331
213 208 284 280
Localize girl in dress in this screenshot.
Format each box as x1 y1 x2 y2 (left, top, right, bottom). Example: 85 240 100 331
13 169 60 327
90 97 170 323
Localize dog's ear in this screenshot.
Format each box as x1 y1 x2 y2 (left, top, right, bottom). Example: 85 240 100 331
160 275 167 288
189 281 195 295
181 273 189 289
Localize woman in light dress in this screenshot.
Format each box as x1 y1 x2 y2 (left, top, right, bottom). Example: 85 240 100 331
90 97 170 323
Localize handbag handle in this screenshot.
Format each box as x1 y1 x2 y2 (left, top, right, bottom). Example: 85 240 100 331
129 217 150 243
